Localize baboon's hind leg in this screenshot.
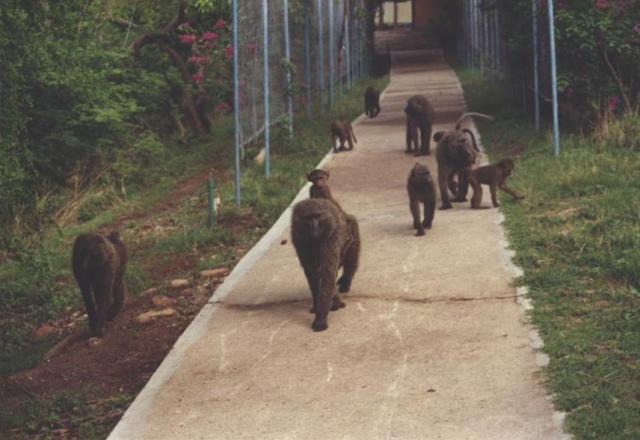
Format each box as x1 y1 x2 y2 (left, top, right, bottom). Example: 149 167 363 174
107 274 126 321
92 271 115 337
337 219 360 291
78 275 98 336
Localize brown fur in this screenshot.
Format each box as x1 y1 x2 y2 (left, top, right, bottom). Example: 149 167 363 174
407 163 436 236
404 95 435 155
365 86 381 118
433 112 493 210
330 120 357 152
470 158 524 209
72 231 128 337
291 199 360 332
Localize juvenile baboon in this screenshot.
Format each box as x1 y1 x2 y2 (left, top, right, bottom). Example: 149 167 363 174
291 199 360 332
470 158 524 209
330 120 357 152
407 163 436 236
72 231 128 337
434 112 494 209
364 86 381 118
307 169 336 203
404 95 435 155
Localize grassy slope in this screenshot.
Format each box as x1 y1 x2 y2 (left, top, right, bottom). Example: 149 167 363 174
457 70 640 440
0 75 389 439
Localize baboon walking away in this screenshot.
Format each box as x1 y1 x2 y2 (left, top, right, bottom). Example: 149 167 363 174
330 120 357 152
470 158 524 209
364 86 381 118
407 163 436 236
291 199 360 332
72 231 128 337
405 94 435 156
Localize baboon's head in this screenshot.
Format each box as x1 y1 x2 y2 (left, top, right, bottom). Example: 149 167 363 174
410 163 432 185
307 169 329 186
434 130 476 166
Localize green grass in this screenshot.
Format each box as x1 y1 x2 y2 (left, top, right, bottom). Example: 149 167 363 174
457 69 640 440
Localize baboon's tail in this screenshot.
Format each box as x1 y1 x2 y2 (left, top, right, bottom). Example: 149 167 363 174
454 112 494 130
462 129 480 152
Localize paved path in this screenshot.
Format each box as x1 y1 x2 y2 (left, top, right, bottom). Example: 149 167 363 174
109 49 568 440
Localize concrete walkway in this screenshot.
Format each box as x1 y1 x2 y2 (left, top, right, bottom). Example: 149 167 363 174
109 50 568 440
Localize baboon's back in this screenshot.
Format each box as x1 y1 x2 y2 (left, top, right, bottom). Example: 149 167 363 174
72 233 117 282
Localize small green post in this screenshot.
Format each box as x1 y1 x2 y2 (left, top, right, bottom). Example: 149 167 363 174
207 176 216 227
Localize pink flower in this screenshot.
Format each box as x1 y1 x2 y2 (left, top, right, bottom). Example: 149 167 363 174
201 31 218 42
596 0 609 8
608 95 619 111
215 102 231 112
179 34 196 44
634 23 640 33
215 19 226 29
192 72 204 83
225 44 233 59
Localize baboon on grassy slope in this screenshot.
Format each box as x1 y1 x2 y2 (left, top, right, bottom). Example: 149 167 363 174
72 231 128 337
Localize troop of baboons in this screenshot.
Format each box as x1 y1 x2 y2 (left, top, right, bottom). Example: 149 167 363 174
73 87 523 336
287 89 523 330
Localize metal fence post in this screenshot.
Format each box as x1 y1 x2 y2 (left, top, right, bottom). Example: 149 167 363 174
317 0 325 113
261 0 270 176
345 0 351 90
304 0 312 116
283 0 293 137
547 0 560 154
532 0 540 131
232 0 241 205
329 0 335 107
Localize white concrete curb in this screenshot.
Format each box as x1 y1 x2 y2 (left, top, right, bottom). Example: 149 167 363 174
470 122 571 439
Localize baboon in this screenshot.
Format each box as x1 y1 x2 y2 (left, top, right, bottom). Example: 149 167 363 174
404 94 435 155
364 86 381 118
434 112 494 209
307 169 337 204
470 158 524 209
407 163 436 236
291 199 360 332
330 120 357 152
72 231 128 337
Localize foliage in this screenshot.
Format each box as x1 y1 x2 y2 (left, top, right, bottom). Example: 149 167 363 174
496 0 640 126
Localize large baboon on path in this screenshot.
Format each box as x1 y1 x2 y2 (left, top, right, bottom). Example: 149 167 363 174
72 231 128 337
291 199 360 332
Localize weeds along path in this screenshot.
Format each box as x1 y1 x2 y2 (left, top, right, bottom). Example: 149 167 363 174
109 49 567 440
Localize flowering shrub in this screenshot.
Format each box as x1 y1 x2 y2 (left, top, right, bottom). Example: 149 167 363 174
498 0 640 125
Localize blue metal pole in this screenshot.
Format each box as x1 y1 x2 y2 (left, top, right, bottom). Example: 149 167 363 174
232 0 241 206
329 0 335 107
345 1 351 90
532 0 540 131
283 0 293 137
304 0 312 116
547 0 560 154
262 0 270 176
317 0 325 112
